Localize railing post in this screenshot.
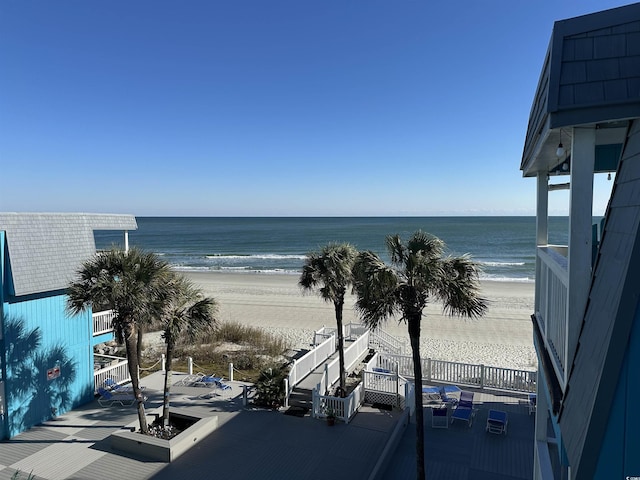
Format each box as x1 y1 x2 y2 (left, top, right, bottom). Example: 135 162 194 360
242 385 248 406
284 378 290 408
480 364 485 389
324 364 329 394
187 357 193 375
229 362 234 381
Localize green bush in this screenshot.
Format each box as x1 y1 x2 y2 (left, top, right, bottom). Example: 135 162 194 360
254 364 288 408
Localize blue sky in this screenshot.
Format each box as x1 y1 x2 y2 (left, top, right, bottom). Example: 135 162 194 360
0 1 628 216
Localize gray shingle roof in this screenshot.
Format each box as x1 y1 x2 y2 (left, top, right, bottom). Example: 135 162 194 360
521 2 640 176
0 213 137 297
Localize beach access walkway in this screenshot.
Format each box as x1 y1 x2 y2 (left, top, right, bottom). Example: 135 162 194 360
0 372 534 480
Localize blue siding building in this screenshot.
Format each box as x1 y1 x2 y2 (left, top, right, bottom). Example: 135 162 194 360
521 4 640 478
0 213 137 439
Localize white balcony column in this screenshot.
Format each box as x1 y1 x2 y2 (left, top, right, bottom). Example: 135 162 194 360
566 126 596 384
535 172 549 314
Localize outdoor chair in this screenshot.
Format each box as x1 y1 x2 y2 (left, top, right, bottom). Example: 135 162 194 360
431 406 448 428
97 387 136 407
215 379 232 397
439 386 459 406
175 372 207 386
194 375 222 388
103 378 144 393
486 409 508 434
450 390 475 427
422 386 440 401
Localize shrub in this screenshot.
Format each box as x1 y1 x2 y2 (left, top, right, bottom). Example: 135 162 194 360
254 364 288 408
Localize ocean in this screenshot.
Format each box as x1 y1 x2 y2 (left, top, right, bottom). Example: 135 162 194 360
94 217 572 283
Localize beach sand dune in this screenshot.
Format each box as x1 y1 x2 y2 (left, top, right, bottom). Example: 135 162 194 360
183 272 536 370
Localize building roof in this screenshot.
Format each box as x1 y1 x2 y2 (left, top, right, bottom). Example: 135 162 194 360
0 213 137 297
559 119 640 478
521 2 640 177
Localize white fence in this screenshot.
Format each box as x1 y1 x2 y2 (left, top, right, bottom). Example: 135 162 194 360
93 354 130 393
313 382 364 424
286 333 335 397
92 310 115 336
375 352 536 393
315 330 371 395
369 328 407 355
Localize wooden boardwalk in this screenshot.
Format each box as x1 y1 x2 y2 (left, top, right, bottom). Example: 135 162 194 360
0 373 534 480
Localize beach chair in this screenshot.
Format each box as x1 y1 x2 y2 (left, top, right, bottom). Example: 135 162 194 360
439 386 459 406
486 409 508 434
175 372 205 386
97 387 136 407
193 375 222 388
215 379 232 397
431 406 448 428
103 378 143 393
450 390 475 427
422 386 440 402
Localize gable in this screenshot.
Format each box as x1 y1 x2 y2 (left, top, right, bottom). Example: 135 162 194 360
0 213 137 297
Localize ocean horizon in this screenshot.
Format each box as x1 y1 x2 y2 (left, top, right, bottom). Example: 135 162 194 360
94 216 574 283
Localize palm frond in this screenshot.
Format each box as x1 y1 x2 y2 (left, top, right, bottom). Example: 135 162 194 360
437 255 488 319
352 251 400 328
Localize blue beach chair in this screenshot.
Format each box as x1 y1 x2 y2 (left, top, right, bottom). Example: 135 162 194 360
450 390 475 427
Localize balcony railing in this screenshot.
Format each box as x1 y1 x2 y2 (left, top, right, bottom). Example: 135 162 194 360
93 354 129 393
93 310 115 336
536 245 568 382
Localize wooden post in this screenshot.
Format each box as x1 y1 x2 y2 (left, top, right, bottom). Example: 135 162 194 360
229 362 234 382
187 357 193 375
161 354 166 372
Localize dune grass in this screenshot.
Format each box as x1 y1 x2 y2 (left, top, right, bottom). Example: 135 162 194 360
140 321 290 382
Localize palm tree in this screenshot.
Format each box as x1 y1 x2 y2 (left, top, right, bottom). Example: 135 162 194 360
352 231 487 480
154 273 218 426
67 247 172 434
299 243 357 396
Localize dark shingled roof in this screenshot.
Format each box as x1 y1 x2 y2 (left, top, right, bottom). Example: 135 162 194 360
521 2 640 176
0 213 137 297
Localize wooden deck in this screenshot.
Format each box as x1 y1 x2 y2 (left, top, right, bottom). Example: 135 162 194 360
0 373 533 480
383 386 535 480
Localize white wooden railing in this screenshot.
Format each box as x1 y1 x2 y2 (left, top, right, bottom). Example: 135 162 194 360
286 333 335 396
315 330 371 395
313 383 365 424
369 328 407 355
92 310 115 336
537 246 568 378
373 352 536 393
93 354 130 393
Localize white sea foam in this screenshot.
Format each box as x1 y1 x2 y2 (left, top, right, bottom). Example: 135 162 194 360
481 261 526 267
205 254 307 260
480 274 534 283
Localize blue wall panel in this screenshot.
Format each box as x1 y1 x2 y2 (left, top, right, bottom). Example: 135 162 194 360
594 302 640 478
3 293 93 438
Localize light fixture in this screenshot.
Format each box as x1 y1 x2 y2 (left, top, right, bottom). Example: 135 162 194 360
556 129 565 158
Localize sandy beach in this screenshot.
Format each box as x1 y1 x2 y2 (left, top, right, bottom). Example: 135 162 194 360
183 271 537 370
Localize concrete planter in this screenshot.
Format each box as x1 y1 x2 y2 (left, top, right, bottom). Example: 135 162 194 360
110 408 218 462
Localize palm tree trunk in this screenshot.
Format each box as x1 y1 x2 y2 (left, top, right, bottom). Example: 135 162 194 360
408 314 426 480
162 336 174 427
136 325 144 367
334 298 346 396
124 326 148 434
